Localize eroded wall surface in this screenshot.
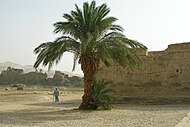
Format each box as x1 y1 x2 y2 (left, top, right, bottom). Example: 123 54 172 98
96 42 190 103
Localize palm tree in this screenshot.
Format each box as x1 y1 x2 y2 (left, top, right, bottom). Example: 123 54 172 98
33 1 147 110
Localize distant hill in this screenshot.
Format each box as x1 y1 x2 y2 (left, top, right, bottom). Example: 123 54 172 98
0 61 83 77
0 61 36 74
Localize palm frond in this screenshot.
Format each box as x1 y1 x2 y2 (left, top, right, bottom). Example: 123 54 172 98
94 31 147 68
33 37 80 70
72 52 80 71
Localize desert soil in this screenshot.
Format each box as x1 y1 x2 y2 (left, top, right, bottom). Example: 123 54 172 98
0 89 190 127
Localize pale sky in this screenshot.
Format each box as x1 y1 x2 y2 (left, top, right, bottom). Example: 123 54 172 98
1 0 190 75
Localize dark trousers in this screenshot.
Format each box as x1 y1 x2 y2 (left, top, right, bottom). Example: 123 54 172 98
55 96 59 102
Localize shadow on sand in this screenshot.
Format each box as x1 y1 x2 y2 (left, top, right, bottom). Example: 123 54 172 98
0 99 94 126
28 99 82 108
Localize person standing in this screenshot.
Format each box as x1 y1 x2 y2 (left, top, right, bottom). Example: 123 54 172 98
53 87 59 103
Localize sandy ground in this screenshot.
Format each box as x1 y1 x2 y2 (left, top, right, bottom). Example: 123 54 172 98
0 89 190 127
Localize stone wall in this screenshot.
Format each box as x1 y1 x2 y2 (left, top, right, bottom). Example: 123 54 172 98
95 42 190 104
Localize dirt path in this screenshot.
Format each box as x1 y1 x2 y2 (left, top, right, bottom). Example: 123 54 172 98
0 90 190 127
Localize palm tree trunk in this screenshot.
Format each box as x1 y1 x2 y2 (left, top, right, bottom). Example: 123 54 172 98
79 72 93 110
79 54 99 110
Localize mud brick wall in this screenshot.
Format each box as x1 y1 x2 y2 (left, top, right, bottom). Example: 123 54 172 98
95 42 190 104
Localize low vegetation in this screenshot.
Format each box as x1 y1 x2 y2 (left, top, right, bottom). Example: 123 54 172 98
87 80 115 110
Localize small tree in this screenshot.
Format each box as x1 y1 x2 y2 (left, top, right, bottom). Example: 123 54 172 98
88 80 115 110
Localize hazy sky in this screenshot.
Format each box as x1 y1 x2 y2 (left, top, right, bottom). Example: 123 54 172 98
1 0 190 74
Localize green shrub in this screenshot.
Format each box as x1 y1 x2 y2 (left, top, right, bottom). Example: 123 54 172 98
88 80 115 110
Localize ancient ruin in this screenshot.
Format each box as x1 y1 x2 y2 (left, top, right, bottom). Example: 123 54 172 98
0 67 83 87
96 42 190 104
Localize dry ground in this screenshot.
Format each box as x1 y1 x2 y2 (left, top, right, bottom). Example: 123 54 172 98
0 87 190 127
